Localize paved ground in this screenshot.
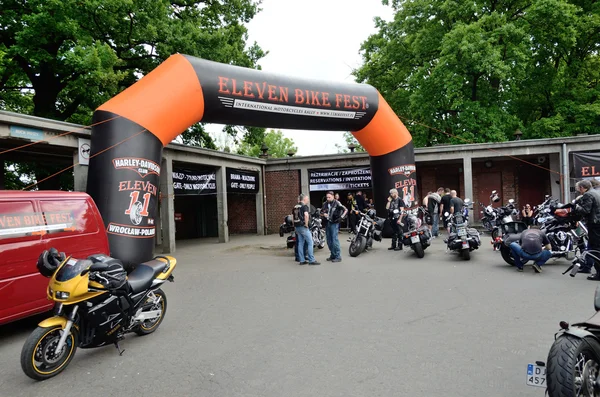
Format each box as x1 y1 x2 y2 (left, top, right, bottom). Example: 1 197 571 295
0 232 597 397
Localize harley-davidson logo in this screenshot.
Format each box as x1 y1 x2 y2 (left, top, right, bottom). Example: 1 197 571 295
388 164 416 177
113 157 161 178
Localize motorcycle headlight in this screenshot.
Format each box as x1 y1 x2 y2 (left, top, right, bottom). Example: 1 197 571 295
55 291 70 300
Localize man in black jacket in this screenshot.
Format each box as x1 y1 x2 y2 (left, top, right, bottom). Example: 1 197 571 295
573 180 600 280
321 191 348 262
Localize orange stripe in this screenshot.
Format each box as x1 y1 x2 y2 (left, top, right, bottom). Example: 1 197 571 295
351 93 412 156
98 54 205 146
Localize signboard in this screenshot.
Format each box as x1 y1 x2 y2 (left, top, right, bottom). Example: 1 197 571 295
226 168 259 193
78 138 91 165
172 168 216 195
308 166 372 191
573 152 600 178
10 125 44 141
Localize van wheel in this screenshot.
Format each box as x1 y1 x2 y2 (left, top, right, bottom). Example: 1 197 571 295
135 289 167 336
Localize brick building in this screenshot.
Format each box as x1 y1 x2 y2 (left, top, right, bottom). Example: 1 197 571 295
1 110 598 253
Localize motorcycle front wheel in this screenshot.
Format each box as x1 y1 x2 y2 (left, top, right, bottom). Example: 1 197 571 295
547 334 600 397
482 219 493 232
413 242 425 258
349 235 366 257
318 230 326 249
491 227 500 240
21 325 78 381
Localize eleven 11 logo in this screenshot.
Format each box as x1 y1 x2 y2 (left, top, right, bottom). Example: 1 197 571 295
125 191 151 226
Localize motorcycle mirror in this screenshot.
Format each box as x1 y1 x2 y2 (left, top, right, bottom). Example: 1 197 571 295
444 212 450 217
491 190 497 195
594 286 600 312
464 198 471 204
508 199 515 204
393 209 400 214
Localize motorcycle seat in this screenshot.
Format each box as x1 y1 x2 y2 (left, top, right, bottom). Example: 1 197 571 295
127 259 168 293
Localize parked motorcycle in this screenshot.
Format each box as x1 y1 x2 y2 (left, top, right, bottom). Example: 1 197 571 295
279 208 326 250
528 280 600 395
348 209 386 257
490 198 519 241
399 207 432 258
479 190 501 232
21 249 176 380
445 200 481 260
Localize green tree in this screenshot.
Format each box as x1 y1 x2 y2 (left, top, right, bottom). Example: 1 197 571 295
237 129 297 158
0 0 264 124
335 132 366 153
355 0 600 147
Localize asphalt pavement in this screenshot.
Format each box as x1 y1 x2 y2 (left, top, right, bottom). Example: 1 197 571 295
0 232 597 397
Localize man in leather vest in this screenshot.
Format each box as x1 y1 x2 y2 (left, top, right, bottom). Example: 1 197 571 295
573 180 600 280
386 188 404 251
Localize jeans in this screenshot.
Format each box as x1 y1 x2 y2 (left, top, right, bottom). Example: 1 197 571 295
510 242 552 269
294 232 308 261
296 226 315 263
326 222 341 259
432 213 439 237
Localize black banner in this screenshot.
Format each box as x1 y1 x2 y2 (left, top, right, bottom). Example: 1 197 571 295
226 168 259 193
573 152 600 178
308 167 372 191
172 168 217 196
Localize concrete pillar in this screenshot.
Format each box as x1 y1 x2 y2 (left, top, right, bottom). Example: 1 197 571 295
560 143 570 203
549 152 561 199
463 156 474 223
73 150 88 192
256 167 265 235
216 166 229 243
300 167 310 195
160 156 176 254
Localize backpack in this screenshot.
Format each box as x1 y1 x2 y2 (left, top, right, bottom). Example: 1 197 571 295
292 204 303 226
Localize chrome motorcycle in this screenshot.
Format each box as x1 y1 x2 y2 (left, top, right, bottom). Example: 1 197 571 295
349 209 385 257
445 200 481 260
399 207 432 258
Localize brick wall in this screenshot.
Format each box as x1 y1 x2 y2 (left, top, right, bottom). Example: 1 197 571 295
265 170 300 234
227 193 257 234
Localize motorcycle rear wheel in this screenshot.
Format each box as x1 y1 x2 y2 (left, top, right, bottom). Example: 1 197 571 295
135 289 167 336
413 242 425 258
462 249 471 260
500 245 515 266
547 334 600 397
21 325 78 381
349 236 366 257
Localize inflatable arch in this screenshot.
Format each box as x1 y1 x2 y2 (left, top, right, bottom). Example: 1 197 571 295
88 54 416 265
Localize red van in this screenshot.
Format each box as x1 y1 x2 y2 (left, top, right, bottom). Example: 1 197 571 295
0 191 109 325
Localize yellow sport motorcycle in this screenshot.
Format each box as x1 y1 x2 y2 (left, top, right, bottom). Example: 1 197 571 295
21 249 176 380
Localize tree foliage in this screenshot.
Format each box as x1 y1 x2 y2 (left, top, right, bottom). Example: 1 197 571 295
237 129 297 158
0 0 264 126
356 0 600 147
336 131 366 153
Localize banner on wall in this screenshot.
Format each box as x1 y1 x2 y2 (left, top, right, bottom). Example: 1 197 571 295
308 167 372 191
573 152 600 179
172 168 216 195
226 168 259 193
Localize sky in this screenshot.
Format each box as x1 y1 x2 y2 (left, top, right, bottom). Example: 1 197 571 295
206 0 395 156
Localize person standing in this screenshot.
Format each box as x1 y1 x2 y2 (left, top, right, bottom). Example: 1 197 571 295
521 204 534 227
347 192 358 233
510 228 552 273
449 190 464 215
427 188 443 237
570 180 600 280
591 179 600 190
439 188 452 231
322 191 347 262
356 191 366 212
294 194 320 265
386 188 404 251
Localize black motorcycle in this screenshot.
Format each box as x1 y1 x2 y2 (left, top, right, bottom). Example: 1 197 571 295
529 279 600 395
349 209 385 257
445 202 481 260
480 190 501 232
399 207 432 258
490 198 519 241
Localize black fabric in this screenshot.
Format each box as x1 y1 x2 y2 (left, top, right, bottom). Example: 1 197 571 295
440 194 452 214
519 229 550 255
451 197 464 214
324 200 346 224
127 260 167 293
390 220 401 248
298 204 309 227
356 194 366 211
292 204 302 226
427 193 440 215
388 197 402 218
576 190 600 225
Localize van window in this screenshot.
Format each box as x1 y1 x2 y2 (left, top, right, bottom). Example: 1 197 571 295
0 201 43 242
40 200 99 236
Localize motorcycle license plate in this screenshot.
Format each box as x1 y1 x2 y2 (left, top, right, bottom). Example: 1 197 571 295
410 235 420 244
462 241 469 249
457 229 467 237
526 363 546 388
